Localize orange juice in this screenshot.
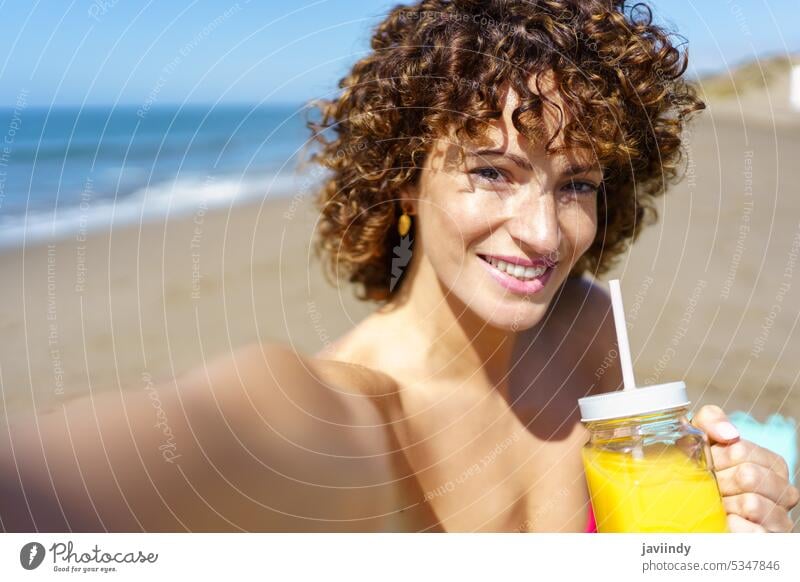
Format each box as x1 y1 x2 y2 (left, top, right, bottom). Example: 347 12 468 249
582 445 729 532
579 283 729 533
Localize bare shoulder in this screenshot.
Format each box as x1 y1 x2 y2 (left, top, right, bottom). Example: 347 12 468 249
547 276 614 349
512 275 621 400
178 341 402 450
554 275 612 328
521 275 613 345
556 276 621 392
557 276 622 395
183 341 398 408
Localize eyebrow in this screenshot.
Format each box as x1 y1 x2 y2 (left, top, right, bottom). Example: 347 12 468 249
468 149 533 172
563 163 602 177
467 149 601 176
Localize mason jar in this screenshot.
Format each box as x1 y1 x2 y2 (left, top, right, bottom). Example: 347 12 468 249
578 381 729 533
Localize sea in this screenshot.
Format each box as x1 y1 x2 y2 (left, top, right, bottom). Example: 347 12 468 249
0 103 322 248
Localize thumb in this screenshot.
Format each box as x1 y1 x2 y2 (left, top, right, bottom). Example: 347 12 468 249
690 405 740 443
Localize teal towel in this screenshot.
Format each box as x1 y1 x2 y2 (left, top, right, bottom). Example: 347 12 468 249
727 412 798 484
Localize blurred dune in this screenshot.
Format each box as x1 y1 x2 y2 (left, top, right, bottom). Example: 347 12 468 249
694 53 800 125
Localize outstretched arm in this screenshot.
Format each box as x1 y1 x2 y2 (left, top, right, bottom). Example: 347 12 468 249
0 343 398 532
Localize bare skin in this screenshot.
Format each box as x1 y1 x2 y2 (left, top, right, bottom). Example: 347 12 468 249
312 274 623 532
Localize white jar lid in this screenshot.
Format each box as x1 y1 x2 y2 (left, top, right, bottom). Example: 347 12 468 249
578 381 690 422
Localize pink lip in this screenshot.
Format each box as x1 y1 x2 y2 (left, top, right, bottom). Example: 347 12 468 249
477 255 555 295
478 253 555 268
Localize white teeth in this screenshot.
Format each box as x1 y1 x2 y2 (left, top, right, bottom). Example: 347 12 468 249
483 256 547 281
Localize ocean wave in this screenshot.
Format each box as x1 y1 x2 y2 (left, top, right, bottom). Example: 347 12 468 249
0 171 317 249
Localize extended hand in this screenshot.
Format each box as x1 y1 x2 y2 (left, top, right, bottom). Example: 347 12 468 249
691 405 800 532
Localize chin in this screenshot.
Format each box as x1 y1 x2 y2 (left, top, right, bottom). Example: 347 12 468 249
437 256 565 330
464 295 551 332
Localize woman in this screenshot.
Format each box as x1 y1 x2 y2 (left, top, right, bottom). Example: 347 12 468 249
1 0 798 533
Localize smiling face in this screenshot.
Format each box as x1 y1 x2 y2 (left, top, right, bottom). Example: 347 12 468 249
404 80 601 331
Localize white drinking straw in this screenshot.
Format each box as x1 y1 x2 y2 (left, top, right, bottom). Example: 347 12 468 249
609 279 644 459
608 279 637 391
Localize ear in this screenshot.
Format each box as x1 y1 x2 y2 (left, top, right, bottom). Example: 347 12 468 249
398 184 419 215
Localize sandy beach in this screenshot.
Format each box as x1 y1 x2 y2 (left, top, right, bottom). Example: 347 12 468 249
0 188 372 413
1 98 799 527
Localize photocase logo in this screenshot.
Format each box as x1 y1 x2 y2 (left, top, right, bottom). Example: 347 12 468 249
19 542 46 570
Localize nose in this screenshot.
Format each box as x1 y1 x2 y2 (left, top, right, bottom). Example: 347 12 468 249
508 185 561 259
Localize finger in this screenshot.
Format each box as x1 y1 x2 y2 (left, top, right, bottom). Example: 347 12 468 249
726 513 767 533
723 493 794 533
715 462 800 509
690 405 740 443
710 439 791 481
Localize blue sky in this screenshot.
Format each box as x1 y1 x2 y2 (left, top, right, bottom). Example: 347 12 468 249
0 0 797 107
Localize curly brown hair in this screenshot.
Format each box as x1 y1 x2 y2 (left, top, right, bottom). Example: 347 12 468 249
305 0 704 302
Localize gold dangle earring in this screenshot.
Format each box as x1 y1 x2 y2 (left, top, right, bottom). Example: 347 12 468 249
390 205 414 292
398 207 412 236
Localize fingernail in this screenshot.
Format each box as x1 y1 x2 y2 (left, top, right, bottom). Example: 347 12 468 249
716 421 740 440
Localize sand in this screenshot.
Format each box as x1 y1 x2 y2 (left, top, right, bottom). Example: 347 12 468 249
1 105 799 528
0 190 373 415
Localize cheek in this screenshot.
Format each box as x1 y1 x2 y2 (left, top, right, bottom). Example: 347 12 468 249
424 193 493 252
561 199 597 256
